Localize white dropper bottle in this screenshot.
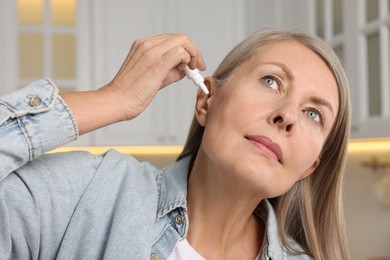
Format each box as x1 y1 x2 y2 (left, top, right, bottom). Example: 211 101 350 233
183 66 209 95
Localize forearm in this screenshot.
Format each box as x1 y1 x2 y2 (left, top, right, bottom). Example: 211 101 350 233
61 33 206 135
60 85 127 135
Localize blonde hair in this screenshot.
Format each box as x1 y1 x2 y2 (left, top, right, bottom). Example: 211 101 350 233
177 28 351 260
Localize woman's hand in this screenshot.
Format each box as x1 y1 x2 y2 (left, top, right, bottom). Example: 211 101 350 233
104 33 206 121
61 33 206 135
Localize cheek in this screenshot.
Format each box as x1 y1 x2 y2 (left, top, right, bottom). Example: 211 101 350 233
291 138 323 175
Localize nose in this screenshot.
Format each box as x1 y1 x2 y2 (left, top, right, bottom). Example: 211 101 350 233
270 103 298 133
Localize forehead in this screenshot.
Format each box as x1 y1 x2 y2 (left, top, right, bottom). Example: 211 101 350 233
247 40 330 71
248 40 338 88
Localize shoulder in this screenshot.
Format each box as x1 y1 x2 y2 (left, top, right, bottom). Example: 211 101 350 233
92 149 162 194
1 149 162 199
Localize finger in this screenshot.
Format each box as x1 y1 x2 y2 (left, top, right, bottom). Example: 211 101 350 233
137 39 191 75
187 52 206 71
159 45 192 86
115 35 189 84
129 34 173 57
124 34 174 69
145 34 206 70
116 33 206 86
180 41 206 70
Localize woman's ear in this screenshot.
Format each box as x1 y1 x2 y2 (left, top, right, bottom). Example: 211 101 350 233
195 77 215 127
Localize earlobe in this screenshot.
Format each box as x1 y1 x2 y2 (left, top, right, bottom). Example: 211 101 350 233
195 77 215 127
299 158 320 180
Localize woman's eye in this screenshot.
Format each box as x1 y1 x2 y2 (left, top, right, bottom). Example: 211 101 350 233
262 75 279 91
306 109 322 123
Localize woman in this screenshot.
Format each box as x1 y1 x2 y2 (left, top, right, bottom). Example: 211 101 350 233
0 29 350 259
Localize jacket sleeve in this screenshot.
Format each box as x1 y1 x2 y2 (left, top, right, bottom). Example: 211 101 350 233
0 78 79 181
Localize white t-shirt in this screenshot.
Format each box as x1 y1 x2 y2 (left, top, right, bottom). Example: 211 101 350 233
168 239 205 260
168 239 262 260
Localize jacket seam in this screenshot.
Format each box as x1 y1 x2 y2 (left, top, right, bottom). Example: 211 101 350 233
16 117 34 160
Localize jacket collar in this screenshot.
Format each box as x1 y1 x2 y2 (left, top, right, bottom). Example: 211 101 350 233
155 156 190 220
255 200 287 259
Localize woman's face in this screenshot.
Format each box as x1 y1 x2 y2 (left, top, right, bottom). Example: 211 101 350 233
197 40 339 198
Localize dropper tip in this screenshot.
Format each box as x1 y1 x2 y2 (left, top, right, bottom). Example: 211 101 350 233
199 82 209 95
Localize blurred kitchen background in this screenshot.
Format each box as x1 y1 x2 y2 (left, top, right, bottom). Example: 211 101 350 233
0 0 390 259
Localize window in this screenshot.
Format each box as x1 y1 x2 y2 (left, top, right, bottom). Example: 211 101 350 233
17 0 77 91
315 0 390 137
362 0 390 118
315 0 345 62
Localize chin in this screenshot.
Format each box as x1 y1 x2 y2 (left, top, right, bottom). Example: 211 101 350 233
234 161 279 189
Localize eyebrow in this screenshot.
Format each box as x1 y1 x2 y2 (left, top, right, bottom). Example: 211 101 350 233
263 62 295 81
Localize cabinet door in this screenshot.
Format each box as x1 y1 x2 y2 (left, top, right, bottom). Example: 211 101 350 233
352 0 390 138
0 0 93 145
315 0 390 138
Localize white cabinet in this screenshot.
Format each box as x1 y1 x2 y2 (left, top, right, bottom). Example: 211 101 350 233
2 0 388 145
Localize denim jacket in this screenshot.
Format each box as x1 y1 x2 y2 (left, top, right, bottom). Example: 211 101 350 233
0 79 311 259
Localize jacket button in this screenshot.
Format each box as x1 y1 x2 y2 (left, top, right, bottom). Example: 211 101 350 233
175 214 184 225
150 253 159 260
27 95 42 107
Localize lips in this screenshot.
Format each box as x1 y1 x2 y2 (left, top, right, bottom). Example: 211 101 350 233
245 135 283 164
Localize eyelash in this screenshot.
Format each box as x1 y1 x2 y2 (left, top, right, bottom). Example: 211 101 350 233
306 107 324 125
261 75 282 92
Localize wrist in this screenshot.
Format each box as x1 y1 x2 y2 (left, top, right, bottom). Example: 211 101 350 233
101 82 144 122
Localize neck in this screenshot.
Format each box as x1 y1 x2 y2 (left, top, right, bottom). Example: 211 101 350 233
186 152 265 259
